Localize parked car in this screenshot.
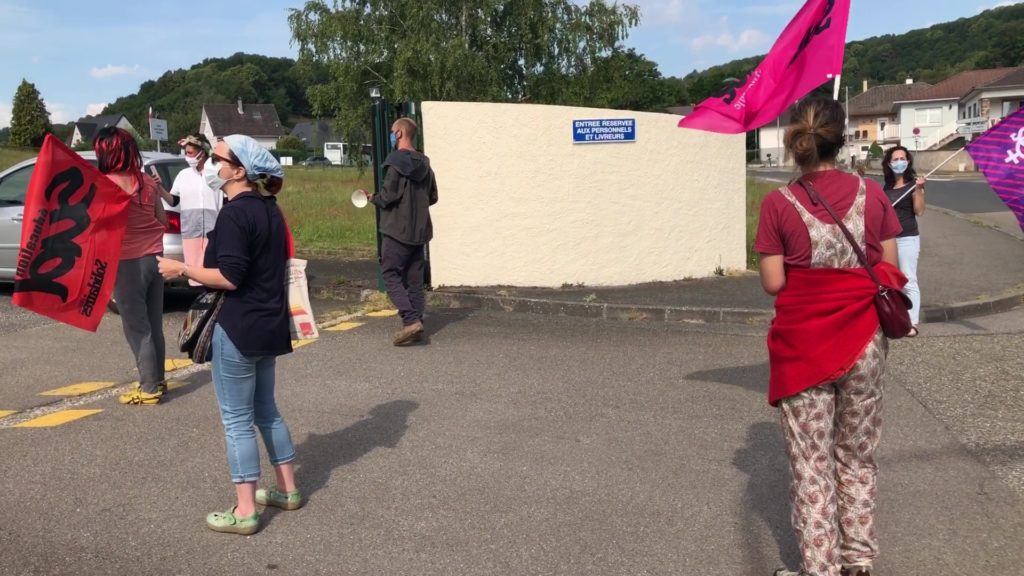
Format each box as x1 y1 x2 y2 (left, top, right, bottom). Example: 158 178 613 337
300 155 332 167
0 152 192 308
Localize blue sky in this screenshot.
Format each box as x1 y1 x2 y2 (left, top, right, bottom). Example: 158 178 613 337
1 0 1021 129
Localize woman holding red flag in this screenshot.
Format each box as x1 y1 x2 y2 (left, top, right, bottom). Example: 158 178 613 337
754 97 906 576
94 127 168 406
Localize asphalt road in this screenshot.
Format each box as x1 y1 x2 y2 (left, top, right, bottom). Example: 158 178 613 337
0 294 1021 576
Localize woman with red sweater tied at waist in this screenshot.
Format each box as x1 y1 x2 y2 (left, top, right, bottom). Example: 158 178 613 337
754 97 906 576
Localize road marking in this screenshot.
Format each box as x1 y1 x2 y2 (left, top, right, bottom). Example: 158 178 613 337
366 309 398 317
0 410 16 419
326 321 365 332
39 382 116 397
13 409 103 428
292 339 316 350
166 358 193 371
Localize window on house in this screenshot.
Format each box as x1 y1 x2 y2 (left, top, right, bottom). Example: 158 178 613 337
914 107 942 125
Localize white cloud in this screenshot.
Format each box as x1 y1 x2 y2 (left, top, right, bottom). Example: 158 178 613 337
86 103 107 116
690 17 768 53
47 102 73 125
89 64 141 79
0 101 12 129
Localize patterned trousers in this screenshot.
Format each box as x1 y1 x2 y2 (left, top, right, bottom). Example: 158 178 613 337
778 331 888 576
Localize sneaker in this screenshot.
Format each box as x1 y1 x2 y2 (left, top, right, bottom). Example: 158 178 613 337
256 487 303 511
392 321 424 346
772 570 808 576
206 506 260 535
841 566 872 576
118 390 162 405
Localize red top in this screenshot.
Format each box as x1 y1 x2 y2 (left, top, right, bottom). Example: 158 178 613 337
754 170 902 267
108 174 165 260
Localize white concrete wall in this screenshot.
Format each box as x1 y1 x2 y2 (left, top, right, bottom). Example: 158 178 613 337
422 101 746 287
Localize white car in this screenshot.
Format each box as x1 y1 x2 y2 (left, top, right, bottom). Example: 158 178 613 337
0 152 192 302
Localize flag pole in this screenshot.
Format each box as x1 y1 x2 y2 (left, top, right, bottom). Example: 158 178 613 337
890 146 968 206
924 146 966 179
833 74 841 100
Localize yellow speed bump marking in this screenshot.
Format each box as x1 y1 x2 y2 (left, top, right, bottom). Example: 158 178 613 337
14 409 103 428
366 309 398 318
0 410 16 419
166 358 193 371
291 339 316 350
39 382 116 397
326 322 365 332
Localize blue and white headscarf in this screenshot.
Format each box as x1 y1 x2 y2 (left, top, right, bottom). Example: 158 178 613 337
224 134 284 182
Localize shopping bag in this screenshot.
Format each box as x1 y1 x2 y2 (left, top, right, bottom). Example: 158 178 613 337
286 258 318 340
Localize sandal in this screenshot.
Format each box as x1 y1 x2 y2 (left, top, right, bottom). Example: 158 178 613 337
118 390 162 405
906 326 919 338
206 506 260 535
256 486 303 511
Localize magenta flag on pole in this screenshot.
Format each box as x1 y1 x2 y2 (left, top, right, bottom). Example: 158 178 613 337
677 0 851 134
966 108 1024 232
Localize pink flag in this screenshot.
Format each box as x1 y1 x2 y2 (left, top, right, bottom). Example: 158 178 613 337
678 0 851 134
966 108 1024 232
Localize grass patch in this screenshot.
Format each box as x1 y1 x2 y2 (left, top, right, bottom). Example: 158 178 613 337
0 146 37 171
276 166 377 255
747 177 777 270
2 150 377 257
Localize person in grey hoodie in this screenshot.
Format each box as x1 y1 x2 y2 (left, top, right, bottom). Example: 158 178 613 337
367 117 439 345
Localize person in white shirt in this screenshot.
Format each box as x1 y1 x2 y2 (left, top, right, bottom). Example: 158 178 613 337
159 134 224 286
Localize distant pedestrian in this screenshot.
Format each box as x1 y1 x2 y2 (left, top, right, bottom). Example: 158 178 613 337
754 97 905 576
94 127 168 406
881 145 926 336
158 134 300 535
158 134 223 286
365 117 439 345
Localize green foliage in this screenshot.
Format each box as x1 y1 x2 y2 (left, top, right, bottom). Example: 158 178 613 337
100 53 321 147
288 0 642 142
9 79 52 148
868 142 883 159
554 48 678 111
277 135 307 150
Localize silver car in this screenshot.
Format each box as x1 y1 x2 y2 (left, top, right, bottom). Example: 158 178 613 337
0 152 191 294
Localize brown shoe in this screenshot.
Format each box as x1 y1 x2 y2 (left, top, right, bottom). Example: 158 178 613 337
393 321 424 346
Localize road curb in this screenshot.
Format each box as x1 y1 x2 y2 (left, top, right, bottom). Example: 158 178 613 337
425 291 774 325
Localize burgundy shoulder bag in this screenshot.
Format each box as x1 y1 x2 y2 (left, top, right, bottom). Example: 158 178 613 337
798 178 913 339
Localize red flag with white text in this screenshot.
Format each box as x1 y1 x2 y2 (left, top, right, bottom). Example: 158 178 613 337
678 0 851 134
13 134 130 331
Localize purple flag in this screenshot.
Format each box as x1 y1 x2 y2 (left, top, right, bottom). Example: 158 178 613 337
966 108 1024 232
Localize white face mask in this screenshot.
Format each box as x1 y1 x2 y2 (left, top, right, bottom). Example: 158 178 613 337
203 158 227 190
185 155 200 168
891 159 909 174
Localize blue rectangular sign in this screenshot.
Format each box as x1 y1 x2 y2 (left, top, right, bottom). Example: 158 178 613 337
573 118 636 144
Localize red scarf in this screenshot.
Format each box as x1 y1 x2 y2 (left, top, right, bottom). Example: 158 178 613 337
767 262 907 406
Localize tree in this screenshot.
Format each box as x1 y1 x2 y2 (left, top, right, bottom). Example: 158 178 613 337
9 79 52 148
288 0 641 141
277 134 306 150
554 48 675 112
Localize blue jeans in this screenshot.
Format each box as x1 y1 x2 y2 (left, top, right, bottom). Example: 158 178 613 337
211 324 296 483
896 235 921 325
